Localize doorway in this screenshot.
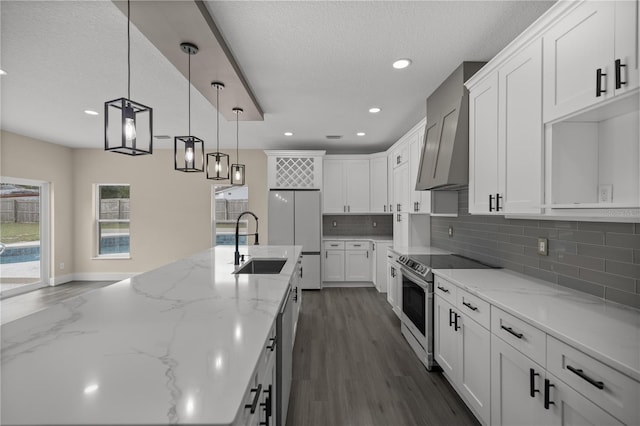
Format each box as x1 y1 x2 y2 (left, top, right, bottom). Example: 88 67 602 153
212 185 249 247
0 178 50 298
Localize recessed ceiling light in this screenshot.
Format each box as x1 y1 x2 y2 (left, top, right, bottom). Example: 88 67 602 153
0 69 6 76
284 132 293 136
84 110 99 116
357 132 366 136
392 59 412 69
369 107 381 114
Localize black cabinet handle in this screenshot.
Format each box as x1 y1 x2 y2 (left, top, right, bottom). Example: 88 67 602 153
489 194 495 212
501 325 523 339
530 368 540 397
496 193 503 212
462 301 478 311
384 205 386 212
259 384 272 426
245 384 262 414
453 312 460 331
615 59 627 89
544 379 555 410
449 308 455 327
566 365 604 390
437 285 450 293
266 337 276 351
596 68 607 97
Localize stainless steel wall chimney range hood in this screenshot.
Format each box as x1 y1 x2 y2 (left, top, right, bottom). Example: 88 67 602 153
415 62 486 191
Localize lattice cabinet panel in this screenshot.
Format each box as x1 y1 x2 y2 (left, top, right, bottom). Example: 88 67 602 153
266 151 324 189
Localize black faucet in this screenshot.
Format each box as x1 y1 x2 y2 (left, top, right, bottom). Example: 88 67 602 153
235 211 259 266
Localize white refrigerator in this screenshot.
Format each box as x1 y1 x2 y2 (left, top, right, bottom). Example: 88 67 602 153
268 190 321 289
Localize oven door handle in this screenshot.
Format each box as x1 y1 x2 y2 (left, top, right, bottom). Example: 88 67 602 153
399 266 432 291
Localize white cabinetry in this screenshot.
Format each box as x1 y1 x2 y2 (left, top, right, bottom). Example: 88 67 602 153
372 241 392 293
468 39 543 215
322 240 372 283
543 1 639 122
409 130 432 213
385 249 401 318
369 155 389 213
265 150 325 189
323 241 345 282
323 158 370 213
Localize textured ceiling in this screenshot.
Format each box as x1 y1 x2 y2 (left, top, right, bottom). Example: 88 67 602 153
1 0 554 154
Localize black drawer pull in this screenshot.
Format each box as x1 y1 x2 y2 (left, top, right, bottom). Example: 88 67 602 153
544 379 555 410
462 301 478 311
566 365 604 390
266 337 276 351
453 312 460 331
530 368 540 397
437 285 450 293
501 325 523 339
353 244 361 247
245 384 262 414
615 59 627 89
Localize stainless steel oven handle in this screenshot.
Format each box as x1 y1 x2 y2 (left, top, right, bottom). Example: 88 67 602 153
399 266 432 290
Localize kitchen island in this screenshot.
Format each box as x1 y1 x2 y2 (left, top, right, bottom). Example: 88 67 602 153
1 245 302 426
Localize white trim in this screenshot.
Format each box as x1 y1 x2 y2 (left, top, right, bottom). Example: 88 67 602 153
72 272 138 282
50 273 74 286
91 255 132 260
264 150 326 157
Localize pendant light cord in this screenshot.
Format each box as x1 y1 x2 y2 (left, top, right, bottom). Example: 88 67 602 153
188 51 191 136
127 0 131 100
216 86 220 151
236 111 240 163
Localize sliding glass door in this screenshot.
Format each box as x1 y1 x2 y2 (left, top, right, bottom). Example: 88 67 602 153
0 177 50 298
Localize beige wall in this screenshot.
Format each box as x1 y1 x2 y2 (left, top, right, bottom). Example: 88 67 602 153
0 130 75 280
1 129 269 278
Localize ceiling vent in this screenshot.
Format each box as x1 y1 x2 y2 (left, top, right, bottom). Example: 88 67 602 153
154 135 171 139
326 135 343 140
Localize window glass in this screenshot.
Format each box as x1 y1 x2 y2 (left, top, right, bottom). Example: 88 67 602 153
97 185 130 256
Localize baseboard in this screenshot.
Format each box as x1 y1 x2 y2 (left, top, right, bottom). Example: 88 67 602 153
50 273 74 286
321 281 375 288
72 272 138 282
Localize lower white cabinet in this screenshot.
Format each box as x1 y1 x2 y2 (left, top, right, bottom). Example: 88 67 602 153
372 241 392 293
386 250 401 318
345 247 371 281
322 240 372 283
323 249 345 281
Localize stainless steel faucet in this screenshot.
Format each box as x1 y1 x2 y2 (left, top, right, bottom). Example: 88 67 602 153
235 211 259 266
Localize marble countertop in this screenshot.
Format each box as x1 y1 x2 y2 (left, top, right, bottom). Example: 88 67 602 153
322 235 393 242
389 245 451 256
1 245 302 426
433 268 640 381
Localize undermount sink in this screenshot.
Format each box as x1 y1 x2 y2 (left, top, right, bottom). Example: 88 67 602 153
234 258 287 274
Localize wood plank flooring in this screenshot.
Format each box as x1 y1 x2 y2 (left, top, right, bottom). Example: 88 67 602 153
287 288 479 426
0 281 116 325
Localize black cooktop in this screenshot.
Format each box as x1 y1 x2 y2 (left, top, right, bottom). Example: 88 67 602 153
409 254 499 270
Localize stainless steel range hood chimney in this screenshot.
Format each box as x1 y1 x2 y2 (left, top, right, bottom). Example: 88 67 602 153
416 62 485 191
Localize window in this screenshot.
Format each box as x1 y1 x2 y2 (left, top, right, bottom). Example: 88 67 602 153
96 184 130 256
213 185 248 246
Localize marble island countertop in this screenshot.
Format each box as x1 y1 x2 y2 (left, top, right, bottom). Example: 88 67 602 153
433 268 640 381
1 245 302 426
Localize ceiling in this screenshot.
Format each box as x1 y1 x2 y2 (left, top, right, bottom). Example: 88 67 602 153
1 0 554 154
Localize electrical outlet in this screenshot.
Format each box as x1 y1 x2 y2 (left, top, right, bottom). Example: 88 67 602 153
59 262 65 270
448 226 453 237
598 184 613 203
372 221 377 228
537 238 548 256
332 221 337 227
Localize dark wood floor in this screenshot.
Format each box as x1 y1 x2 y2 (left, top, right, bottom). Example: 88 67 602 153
286 288 479 426
0 281 116 325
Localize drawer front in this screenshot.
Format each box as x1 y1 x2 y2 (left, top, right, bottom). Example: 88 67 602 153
456 288 490 330
323 240 345 250
491 306 546 366
345 241 371 250
547 336 640 426
434 276 457 305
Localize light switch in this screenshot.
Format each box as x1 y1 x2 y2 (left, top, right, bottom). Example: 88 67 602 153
537 238 548 256
332 221 337 227
448 226 453 237
372 221 377 228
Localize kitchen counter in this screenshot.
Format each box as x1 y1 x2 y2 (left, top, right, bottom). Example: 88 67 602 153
322 235 392 242
1 245 302 426
389 245 451 256
433 268 640 381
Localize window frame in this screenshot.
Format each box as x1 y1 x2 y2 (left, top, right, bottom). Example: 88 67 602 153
95 183 131 259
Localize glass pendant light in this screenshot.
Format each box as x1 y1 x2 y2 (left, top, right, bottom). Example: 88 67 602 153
206 82 230 180
230 107 245 186
104 0 153 156
174 42 204 172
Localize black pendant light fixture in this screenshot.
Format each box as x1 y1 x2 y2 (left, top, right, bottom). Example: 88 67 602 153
230 107 245 186
174 42 205 172
206 82 230 180
104 0 153 156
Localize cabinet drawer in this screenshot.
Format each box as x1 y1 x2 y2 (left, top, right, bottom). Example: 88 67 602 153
456 288 490 330
345 241 371 250
263 321 277 365
434 276 457 305
547 336 640 426
491 306 545 366
323 241 345 250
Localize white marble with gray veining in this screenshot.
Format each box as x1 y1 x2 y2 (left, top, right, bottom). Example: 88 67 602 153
432 268 640 381
1 245 302 426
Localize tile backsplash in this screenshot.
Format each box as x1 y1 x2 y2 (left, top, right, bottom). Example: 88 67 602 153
323 214 393 238
431 189 640 310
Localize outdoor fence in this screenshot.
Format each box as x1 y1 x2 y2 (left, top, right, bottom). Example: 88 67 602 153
215 199 248 221
99 199 130 220
0 198 39 223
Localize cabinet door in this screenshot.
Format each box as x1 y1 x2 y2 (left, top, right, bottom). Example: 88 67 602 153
614 0 639 96
387 153 394 213
459 315 491 425
345 159 370 213
386 262 396 307
434 296 459 378
370 157 388 212
323 160 345 213
393 213 409 247
546 372 624 426
374 242 391 293
409 133 432 213
345 249 371 281
468 73 499 214
323 249 344 281
491 334 551 426
500 39 543 214
543 1 615 122
393 162 410 213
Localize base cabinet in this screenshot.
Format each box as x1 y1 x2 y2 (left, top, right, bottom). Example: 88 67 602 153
386 251 401 318
323 249 345 281
322 240 372 283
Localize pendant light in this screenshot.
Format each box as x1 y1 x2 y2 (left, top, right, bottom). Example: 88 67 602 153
230 108 245 186
104 0 153 156
174 42 204 172
206 82 230 180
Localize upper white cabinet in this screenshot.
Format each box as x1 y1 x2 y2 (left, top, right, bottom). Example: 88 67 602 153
369 155 389 213
409 130 432 214
393 160 410 214
543 1 639 123
323 158 370 213
265 150 325 189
